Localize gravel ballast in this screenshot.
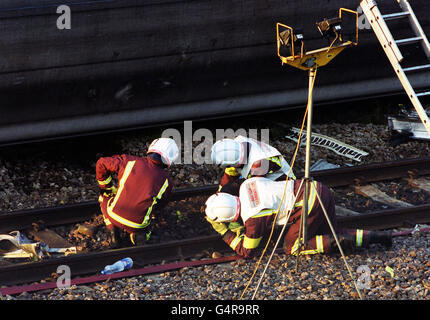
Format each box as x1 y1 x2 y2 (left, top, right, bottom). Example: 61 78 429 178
0 119 429 301
5 232 429 301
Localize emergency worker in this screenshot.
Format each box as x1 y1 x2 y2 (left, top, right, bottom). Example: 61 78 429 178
204 177 392 258
211 136 295 191
96 138 178 247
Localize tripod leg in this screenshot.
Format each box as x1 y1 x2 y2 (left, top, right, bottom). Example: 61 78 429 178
249 179 305 300
295 178 311 272
311 180 363 300
294 197 304 273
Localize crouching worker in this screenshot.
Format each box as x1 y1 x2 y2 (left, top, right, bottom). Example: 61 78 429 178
96 138 179 247
204 177 392 258
211 136 296 191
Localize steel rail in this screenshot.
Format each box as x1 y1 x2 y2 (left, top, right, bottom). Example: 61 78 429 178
0 185 217 234
0 253 245 296
1 157 430 288
311 156 430 187
1 204 430 288
0 234 230 287
337 203 430 230
2 156 430 234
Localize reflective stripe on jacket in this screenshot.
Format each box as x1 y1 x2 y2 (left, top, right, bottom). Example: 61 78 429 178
222 210 277 258
96 154 173 232
222 179 327 258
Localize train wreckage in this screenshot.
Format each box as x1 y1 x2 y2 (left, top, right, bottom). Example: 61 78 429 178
0 0 428 145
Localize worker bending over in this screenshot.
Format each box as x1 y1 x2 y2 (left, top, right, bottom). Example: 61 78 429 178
205 177 392 258
96 138 179 247
211 136 296 191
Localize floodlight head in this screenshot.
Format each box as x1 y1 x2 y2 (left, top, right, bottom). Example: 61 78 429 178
295 29 304 41
316 17 342 39
277 24 305 60
279 29 292 47
279 28 304 47
276 8 358 70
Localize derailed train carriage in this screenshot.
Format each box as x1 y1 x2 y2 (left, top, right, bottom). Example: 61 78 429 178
0 0 429 145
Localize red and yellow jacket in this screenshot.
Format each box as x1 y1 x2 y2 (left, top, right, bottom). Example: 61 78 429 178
219 180 329 258
222 213 276 258
96 154 172 233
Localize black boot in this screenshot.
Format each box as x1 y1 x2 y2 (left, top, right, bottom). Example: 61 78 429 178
329 234 356 254
108 227 120 248
369 230 392 248
338 234 356 254
129 231 147 246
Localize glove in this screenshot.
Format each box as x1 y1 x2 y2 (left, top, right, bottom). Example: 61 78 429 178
205 217 228 236
100 183 118 197
228 222 244 236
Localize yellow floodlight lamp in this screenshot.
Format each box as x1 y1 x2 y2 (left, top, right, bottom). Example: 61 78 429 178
276 8 358 71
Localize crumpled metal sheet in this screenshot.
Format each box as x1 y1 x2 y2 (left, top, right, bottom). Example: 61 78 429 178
0 231 76 260
0 231 39 260
388 106 430 141
310 159 340 172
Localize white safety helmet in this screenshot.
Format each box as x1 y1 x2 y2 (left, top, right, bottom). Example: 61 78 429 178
147 138 179 167
205 193 241 222
211 139 244 167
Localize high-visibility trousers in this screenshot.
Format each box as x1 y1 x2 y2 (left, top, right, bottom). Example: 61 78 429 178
283 181 336 255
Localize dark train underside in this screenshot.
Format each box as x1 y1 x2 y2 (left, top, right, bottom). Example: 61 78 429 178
0 0 429 145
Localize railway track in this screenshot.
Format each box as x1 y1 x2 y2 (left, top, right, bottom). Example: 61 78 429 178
1 157 430 292
2 156 430 233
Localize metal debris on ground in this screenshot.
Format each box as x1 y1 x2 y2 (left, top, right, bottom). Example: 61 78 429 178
285 127 369 162
310 159 340 171
410 224 429 238
388 106 430 142
0 231 76 260
0 231 40 260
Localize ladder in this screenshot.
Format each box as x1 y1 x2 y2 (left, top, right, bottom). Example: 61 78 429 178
360 0 430 135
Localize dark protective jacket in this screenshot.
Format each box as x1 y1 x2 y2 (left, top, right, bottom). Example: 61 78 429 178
96 154 172 233
221 180 336 258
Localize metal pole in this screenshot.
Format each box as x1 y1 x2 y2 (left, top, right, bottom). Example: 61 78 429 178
295 67 316 271
303 68 316 243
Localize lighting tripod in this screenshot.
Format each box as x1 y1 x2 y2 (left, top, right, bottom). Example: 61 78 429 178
260 8 363 299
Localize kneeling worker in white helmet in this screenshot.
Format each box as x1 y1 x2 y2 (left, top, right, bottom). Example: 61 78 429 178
211 136 296 192
205 177 392 258
96 138 179 247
